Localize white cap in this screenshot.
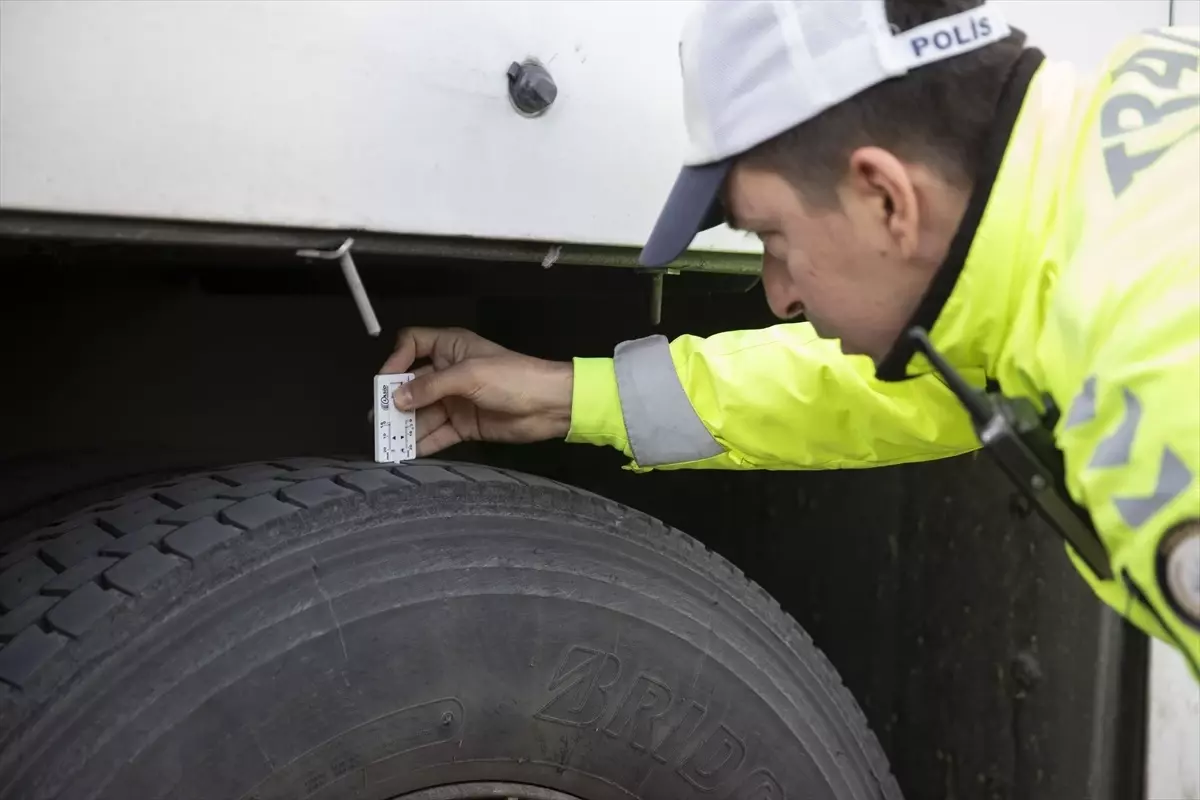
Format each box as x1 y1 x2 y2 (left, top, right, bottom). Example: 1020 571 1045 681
639 0 1012 267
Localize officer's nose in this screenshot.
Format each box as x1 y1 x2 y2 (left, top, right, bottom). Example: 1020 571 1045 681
761 252 804 321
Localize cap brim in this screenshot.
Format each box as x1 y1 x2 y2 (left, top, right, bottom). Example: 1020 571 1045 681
638 160 732 267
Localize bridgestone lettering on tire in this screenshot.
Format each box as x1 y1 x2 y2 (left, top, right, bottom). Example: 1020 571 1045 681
0 457 902 800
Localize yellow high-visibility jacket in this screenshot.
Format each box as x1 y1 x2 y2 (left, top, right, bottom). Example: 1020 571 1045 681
568 29 1200 675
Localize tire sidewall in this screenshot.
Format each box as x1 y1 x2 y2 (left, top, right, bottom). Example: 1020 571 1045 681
1 466 890 800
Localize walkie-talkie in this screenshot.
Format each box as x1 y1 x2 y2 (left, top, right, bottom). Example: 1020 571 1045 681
907 327 1114 580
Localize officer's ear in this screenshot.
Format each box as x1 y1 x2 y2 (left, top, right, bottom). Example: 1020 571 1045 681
845 146 920 259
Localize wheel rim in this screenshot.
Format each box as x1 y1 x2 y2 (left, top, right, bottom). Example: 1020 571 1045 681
393 783 588 800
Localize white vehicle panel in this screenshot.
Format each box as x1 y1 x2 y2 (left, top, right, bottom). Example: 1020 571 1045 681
0 0 1173 257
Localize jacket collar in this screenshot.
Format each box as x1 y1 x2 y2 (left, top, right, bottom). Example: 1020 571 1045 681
875 47 1048 384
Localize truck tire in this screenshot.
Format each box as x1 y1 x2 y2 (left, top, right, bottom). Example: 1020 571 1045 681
0 457 901 800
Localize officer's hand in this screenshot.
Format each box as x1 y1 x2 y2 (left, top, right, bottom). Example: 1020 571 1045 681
379 327 573 456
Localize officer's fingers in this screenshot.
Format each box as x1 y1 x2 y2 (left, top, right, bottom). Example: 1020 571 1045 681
380 327 446 374
386 367 435 421
379 330 423 374
394 361 480 411
414 403 448 441
369 364 434 423
415 421 462 457
379 341 416 376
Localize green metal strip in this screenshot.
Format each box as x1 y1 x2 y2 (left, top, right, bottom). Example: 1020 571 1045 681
0 211 762 275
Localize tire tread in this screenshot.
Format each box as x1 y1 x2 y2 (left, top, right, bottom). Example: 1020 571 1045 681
0 456 900 798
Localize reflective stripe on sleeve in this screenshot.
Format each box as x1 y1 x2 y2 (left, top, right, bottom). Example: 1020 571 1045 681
613 334 725 467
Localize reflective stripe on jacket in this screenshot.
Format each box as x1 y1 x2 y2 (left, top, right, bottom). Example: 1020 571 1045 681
567 27 1200 674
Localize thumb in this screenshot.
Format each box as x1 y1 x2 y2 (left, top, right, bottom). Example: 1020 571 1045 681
394 362 480 410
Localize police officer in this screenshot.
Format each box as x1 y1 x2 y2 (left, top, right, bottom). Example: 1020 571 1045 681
381 0 1200 676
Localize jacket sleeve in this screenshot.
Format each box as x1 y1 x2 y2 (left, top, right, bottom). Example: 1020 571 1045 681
1053 289 1200 677
565 322 983 471
1046 27 1200 676
1050 236 1200 678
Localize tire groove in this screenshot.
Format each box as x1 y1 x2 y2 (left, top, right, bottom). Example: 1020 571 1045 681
33 550 64 575
91 519 123 539
440 465 479 482
150 492 184 511
387 467 424 486
269 491 306 509
215 510 251 532
331 474 368 496
98 572 135 598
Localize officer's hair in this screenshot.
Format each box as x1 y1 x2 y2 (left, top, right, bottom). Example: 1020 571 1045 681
742 0 1027 206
